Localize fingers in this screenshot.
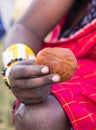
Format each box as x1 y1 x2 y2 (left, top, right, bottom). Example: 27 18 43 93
12 85 51 99
10 74 61 89
9 59 61 104
9 65 49 79
16 59 35 65
12 85 52 104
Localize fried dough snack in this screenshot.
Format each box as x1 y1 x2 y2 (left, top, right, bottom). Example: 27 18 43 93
35 47 77 82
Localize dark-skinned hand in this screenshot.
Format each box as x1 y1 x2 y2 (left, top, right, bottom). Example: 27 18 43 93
9 60 61 105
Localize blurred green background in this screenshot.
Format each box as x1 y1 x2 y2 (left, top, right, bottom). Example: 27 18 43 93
0 1 32 130
0 41 16 130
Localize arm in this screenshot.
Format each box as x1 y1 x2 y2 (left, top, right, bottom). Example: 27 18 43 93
3 0 75 104
5 0 75 54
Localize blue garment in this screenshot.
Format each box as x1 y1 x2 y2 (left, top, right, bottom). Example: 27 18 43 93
0 15 6 40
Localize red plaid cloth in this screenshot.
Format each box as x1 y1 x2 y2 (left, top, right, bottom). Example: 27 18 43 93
13 18 96 129
42 18 96 130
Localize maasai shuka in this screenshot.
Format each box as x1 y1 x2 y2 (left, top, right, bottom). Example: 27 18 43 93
42 11 96 130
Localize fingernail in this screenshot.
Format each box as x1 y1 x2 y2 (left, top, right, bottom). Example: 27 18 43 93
52 75 61 82
41 66 49 74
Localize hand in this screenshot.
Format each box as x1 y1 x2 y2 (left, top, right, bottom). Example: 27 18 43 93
9 60 61 104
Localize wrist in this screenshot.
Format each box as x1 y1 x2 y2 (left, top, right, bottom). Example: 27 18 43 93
2 43 35 88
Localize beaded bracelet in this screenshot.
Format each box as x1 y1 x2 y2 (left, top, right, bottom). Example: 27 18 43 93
2 43 35 88
2 58 24 88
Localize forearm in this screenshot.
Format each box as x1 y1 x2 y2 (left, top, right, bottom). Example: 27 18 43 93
4 0 75 54
5 22 43 55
